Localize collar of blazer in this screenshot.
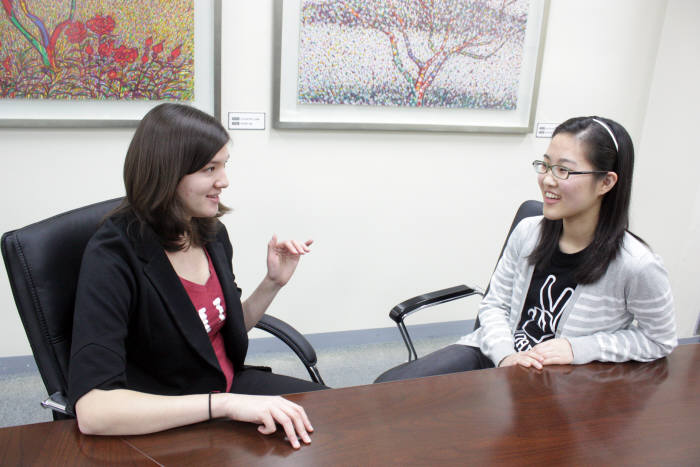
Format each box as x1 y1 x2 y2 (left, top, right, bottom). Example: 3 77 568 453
127 219 228 374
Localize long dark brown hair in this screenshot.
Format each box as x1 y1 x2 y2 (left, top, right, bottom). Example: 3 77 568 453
113 103 230 251
529 116 638 284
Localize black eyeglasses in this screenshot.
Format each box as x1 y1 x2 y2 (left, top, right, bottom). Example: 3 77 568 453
532 160 609 180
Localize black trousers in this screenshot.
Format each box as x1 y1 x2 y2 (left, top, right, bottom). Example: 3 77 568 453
230 368 328 395
374 344 495 383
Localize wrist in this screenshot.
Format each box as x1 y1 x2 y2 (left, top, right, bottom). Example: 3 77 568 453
210 392 233 420
263 273 286 289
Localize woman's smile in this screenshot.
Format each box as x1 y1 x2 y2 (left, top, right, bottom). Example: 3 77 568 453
543 191 561 203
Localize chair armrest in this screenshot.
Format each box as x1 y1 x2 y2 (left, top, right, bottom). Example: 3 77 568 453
41 391 74 418
388 285 484 362
389 284 484 324
254 314 323 384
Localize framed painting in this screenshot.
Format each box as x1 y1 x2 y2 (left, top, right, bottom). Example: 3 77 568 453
274 0 549 133
0 0 221 127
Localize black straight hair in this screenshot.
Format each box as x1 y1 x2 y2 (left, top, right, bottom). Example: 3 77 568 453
529 116 639 284
112 103 231 251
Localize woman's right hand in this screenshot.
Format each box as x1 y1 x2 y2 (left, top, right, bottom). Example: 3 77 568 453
499 351 544 370
220 394 313 449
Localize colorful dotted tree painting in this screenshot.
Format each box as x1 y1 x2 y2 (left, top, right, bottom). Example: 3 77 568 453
298 0 528 109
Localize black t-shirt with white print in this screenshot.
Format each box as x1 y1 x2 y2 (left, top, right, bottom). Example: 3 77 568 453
513 247 586 352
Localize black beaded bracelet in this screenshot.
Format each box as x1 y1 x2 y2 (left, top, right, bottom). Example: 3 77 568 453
208 391 218 420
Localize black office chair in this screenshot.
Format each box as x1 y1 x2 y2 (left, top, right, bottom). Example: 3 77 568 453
1 198 324 420
374 200 543 383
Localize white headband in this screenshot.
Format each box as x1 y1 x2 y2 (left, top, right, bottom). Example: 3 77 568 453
592 118 619 151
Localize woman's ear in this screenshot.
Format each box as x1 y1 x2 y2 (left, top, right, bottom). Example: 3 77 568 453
598 172 618 196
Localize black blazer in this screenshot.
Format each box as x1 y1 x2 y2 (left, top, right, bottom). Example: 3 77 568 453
68 215 248 407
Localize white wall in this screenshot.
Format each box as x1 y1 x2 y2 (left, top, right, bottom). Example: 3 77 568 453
2 0 696 358
633 0 700 338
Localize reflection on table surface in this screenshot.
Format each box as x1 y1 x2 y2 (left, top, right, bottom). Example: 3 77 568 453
1 344 698 466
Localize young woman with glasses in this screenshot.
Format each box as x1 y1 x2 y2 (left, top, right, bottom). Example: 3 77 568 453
377 116 677 381
68 104 326 448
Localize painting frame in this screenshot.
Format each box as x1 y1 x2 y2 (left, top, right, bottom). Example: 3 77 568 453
274 0 549 133
0 0 221 128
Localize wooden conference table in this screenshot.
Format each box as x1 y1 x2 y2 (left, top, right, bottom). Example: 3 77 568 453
2 344 699 466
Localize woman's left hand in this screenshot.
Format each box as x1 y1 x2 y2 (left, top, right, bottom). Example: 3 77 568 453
266 235 313 286
531 338 574 365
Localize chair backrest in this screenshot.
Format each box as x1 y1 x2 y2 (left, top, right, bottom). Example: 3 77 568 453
1 198 122 415
474 200 542 329
491 200 543 284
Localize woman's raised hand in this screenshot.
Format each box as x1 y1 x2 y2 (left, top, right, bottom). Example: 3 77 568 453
266 235 313 286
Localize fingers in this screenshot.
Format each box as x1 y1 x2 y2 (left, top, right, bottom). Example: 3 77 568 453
282 406 312 446
249 397 312 449
286 401 313 436
541 356 561 365
505 351 543 370
257 412 277 435
531 339 573 365
295 403 313 433
291 239 311 254
523 350 544 364
270 402 312 449
272 238 312 256
227 394 313 449
270 407 301 449
516 354 543 370
503 341 572 371
538 352 566 365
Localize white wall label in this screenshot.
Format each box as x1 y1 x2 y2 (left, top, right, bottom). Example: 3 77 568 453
536 122 558 138
228 112 265 130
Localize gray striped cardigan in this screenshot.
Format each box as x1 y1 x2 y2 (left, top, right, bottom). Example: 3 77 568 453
457 216 677 365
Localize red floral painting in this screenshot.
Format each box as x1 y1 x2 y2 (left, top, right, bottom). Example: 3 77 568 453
0 0 194 100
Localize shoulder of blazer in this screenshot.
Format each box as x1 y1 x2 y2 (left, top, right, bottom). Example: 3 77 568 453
97 212 165 264
101 214 234 265
212 220 233 260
